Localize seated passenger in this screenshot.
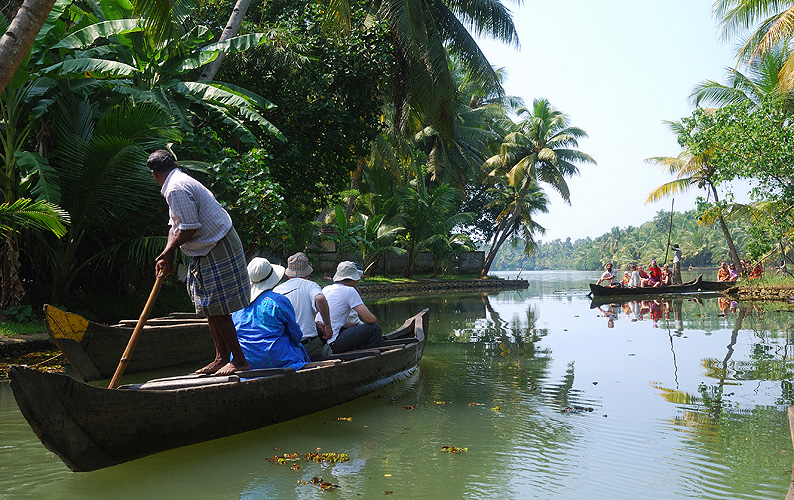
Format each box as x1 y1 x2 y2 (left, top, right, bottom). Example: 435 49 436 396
647 260 662 287
628 264 640 288
596 262 620 287
621 271 631 287
273 252 333 360
231 258 311 370
717 261 730 281
728 263 738 281
660 263 671 286
318 261 383 354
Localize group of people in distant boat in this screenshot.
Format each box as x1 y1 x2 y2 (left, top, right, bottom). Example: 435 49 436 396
148 150 382 377
594 241 780 288
595 243 686 289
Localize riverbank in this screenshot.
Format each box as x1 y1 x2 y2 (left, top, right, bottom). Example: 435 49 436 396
724 284 794 304
357 277 529 297
0 278 529 358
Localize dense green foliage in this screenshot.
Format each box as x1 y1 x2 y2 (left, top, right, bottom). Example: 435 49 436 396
206 0 394 242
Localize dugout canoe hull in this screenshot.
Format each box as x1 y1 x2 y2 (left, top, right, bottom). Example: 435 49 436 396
698 279 738 292
43 304 214 382
588 275 703 298
10 309 428 472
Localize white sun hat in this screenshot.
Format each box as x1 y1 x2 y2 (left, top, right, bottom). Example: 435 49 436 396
248 257 286 301
333 261 364 282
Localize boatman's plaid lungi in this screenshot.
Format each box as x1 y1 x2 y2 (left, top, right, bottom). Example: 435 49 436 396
186 228 250 317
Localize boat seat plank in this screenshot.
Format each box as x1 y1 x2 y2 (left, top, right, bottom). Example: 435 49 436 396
314 350 381 362
167 312 203 319
301 360 342 370
121 375 241 391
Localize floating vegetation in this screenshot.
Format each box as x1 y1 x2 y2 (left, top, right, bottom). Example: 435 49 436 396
468 402 483 406
431 401 448 405
403 405 417 410
561 406 595 413
304 452 349 463
441 446 468 454
490 406 501 412
337 417 352 421
297 477 339 490
0 350 65 382
266 453 301 464
268 451 350 466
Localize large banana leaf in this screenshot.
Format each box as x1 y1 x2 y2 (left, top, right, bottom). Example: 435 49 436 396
41 58 139 77
50 19 142 50
31 0 74 57
212 82 275 110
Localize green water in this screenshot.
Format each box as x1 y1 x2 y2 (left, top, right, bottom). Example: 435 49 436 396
2 270 794 499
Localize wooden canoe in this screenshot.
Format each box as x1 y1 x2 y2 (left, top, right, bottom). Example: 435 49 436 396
44 304 214 382
589 275 703 297
698 279 738 292
9 309 428 472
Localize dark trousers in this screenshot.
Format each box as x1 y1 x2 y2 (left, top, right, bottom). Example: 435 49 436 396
330 323 383 353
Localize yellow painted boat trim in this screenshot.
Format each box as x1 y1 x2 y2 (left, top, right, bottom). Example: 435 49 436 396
46 306 88 342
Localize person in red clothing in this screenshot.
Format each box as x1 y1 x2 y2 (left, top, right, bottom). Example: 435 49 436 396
638 265 650 287
647 260 662 287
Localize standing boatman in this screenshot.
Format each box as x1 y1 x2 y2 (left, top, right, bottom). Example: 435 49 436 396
149 149 251 376
671 243 682 285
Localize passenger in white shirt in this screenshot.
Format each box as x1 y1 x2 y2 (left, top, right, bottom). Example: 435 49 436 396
273 252 333 360
317 261 383 353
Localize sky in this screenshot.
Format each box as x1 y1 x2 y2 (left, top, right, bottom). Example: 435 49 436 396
476 1 752 243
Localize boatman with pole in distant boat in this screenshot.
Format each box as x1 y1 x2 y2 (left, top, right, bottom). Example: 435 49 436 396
148 149 251 376
670 243 682 285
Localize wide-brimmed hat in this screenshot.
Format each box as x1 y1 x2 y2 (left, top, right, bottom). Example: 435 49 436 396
333 261 363 282
285 252 312 278
248 257 285 301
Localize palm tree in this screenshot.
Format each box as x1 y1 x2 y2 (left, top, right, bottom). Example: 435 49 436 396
484 177 549 264
690 44 792 111
395 168 474 278
713 0 794 89
0 0 58 92
0 198 68 305
480 98 595 277
414 60 519 188
646 120 742 267
44 97 181 299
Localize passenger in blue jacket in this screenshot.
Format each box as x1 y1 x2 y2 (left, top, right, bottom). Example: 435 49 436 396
231 258 311 370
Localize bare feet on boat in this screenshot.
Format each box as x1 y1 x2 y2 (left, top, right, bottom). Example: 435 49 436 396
214 360 250 376
194 359 227 375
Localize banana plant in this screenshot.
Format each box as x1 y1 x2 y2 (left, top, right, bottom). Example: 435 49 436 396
33 0 284 146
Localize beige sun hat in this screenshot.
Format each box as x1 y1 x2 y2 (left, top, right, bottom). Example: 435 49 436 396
285 252 313 278
248 257 286 301
333 261 364 282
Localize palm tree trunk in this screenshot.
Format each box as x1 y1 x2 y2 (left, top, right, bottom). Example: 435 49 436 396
402 242 417 278
1 236 25 306
479 179 535 278
0 0 57 93
198 0 253 81
345 157 366 218
710 185 741 266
